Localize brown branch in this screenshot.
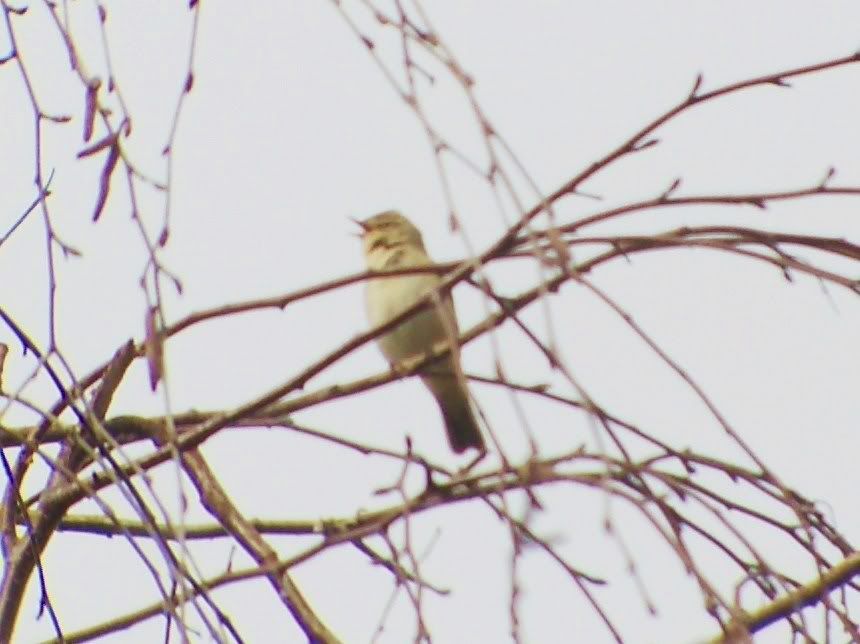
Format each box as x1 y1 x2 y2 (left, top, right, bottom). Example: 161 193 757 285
711 550 860 642
559 52 860 196
44 561 272 644
156 437 339 642
0 339 140 641
558 185 860 235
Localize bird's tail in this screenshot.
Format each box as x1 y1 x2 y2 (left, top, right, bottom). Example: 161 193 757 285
422 369 485 454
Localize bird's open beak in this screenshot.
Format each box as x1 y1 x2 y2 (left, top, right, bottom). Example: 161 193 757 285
349 217 368 237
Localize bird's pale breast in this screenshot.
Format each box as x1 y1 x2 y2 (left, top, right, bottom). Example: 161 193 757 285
366 273 456 363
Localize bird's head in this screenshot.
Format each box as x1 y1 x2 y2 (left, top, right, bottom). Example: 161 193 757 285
352 210 426 270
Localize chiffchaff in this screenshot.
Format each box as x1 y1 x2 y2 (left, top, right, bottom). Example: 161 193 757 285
354 211 485 454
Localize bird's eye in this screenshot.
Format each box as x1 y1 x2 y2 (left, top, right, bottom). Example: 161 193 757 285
369 238 386 251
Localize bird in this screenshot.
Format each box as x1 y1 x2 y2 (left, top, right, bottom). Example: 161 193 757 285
354 210 485 454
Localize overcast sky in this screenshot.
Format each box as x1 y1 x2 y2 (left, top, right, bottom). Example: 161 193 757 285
2 2 859 643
